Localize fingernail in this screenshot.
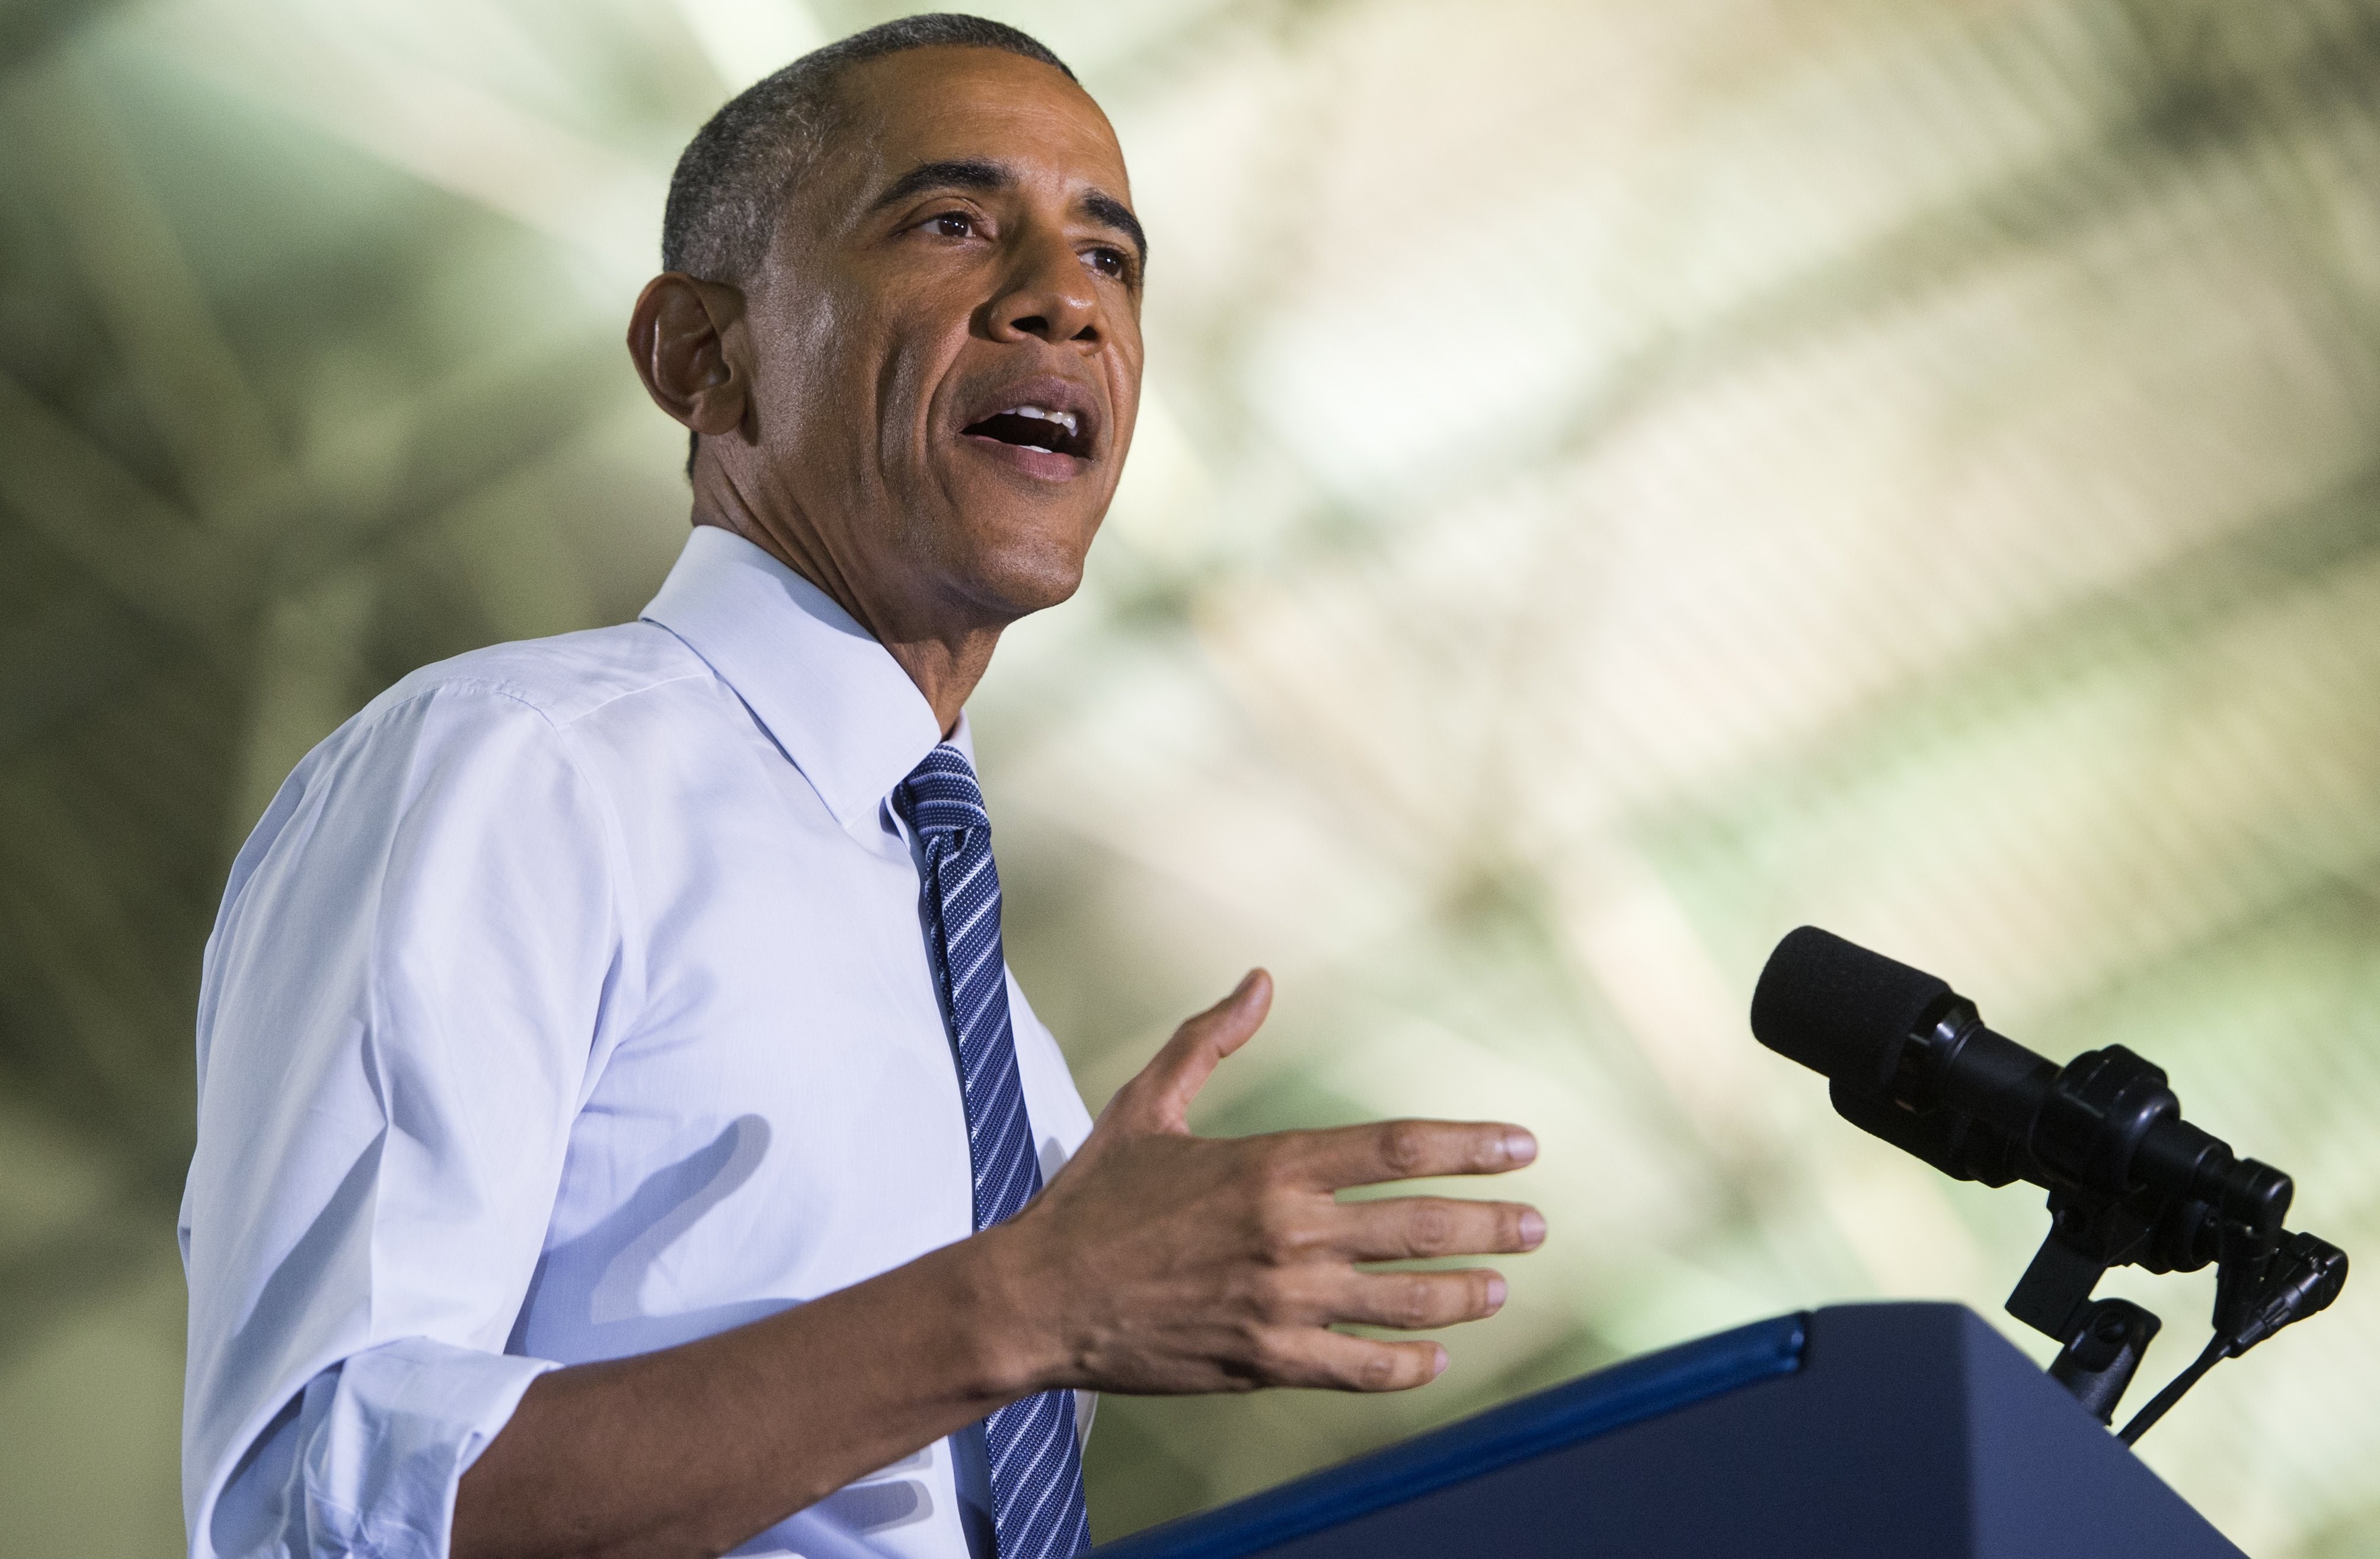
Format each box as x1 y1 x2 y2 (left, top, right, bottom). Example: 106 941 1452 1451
1432 1345 1449 1377
1504 1130 1537 1167
1485 1273 1507 1311
1519 1209 1546 1248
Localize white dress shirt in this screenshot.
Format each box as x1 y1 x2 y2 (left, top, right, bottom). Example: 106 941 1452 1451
180 525 1095 1559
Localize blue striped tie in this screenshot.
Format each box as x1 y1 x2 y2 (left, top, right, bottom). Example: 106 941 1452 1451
896 744 1093 1559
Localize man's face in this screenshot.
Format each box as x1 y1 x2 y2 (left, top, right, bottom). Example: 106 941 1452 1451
737 47 1144 628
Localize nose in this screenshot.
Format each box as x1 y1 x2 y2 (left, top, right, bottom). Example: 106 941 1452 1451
983 228 1101 349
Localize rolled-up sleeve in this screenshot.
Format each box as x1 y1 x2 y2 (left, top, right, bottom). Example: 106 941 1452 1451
180 678 634 1559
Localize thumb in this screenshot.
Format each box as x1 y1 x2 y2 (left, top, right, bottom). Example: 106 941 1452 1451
1104 969 1272 1135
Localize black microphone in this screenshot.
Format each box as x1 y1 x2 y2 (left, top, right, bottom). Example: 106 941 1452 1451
1750 925 2289 1245
1750 925 2347 1438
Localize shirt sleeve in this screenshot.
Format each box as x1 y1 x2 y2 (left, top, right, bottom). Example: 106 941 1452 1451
179 678 635 1559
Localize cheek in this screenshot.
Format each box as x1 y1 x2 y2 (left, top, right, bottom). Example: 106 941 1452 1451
759 280 899 442
879 312 979 468
757 299 854 442
881 343 941 455
1106 369 1144 466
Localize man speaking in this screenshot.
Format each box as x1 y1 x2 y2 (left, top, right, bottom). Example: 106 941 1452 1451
179 15 1544 1559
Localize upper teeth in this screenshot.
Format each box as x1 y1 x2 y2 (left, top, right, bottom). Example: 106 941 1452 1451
1008 405 1079 437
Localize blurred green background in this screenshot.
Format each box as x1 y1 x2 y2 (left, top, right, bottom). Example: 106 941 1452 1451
4 0 2379 1551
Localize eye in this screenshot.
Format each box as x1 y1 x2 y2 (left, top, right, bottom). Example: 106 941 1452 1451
1085 245 1130 280
924 211 976 239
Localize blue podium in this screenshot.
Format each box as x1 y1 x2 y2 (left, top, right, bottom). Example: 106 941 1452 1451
1092 1302 2241 1558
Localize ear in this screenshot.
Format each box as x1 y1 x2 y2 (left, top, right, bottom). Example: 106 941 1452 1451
627 273 750 442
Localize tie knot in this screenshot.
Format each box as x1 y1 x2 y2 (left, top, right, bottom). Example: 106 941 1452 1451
895 743 989 840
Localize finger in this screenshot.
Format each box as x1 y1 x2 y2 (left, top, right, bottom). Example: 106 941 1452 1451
1102 969 1272 1133
1283 1119 1538 1190
1333 1268 1508 1331
1332 1196 1547 1262
1285 1330 1448 1393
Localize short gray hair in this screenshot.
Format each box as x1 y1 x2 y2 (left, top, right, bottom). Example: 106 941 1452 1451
662 14 1075 287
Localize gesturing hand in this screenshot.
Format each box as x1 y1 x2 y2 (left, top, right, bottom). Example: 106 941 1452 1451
992 970 1545 1396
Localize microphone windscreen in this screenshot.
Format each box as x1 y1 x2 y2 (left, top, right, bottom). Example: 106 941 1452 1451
1751 926 1951 1082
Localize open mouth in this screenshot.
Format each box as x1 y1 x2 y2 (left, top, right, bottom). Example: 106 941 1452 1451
960 403 1093 461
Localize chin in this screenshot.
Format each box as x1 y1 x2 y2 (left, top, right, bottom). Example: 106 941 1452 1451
934 501 1101 622
966 542 1090 620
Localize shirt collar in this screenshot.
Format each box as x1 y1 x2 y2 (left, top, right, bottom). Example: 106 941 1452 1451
640 525 969 837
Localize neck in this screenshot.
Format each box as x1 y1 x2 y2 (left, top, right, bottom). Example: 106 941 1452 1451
691 471 999 738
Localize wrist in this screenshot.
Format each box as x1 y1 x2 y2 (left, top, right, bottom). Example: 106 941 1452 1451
938 1217 1074 1400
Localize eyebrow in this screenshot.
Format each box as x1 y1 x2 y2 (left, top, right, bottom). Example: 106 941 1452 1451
868 156 1011 213
867 156 1149 271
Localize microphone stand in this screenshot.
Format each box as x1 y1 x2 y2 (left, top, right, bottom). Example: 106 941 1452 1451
2014 1193 2347 1437
1996 1047 2348 1437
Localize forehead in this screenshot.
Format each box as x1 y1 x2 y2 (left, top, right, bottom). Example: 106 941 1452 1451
826 46 1129 201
